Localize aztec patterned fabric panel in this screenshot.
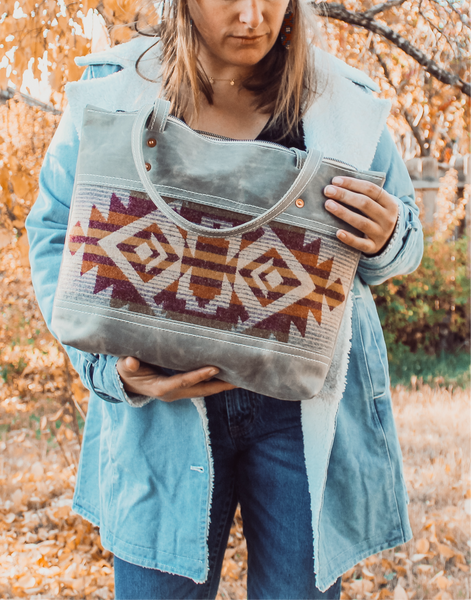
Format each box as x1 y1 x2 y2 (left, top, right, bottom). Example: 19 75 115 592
58 184 359 359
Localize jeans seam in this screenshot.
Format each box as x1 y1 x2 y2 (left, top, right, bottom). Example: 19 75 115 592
205 480 237 599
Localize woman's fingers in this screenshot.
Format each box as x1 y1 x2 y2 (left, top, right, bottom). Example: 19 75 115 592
164 378 237 401
117 358 237 402
335 229 377 254
122 356 141 372
324 198 380 237
324 186 384 223
329 176 389 207
324 176 399 254
156 366 218 396
157 367 236 401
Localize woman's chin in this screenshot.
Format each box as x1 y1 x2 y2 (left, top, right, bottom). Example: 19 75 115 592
222 49 272 69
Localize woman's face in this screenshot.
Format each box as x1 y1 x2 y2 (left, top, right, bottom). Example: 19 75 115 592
188 0 290 72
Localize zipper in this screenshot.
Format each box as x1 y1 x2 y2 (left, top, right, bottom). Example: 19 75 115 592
323 157 358 172
167 115 296 153
168 116 359 170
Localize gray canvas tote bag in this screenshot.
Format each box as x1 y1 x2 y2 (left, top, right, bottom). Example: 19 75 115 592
52 99 385 400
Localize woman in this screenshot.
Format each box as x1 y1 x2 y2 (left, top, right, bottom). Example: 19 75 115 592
26 0 423 597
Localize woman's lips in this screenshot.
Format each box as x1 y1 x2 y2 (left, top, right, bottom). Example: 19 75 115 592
231 34 266 44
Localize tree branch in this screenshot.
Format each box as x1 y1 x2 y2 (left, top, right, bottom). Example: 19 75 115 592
371 42 429 156
364 0 407 18
314 2 470 97
429 0 470 30
417 0 456 58
402 107 430 156
0 87 63 115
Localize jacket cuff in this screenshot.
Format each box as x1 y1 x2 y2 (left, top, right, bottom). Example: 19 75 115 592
359 198 406 270
85 354 124 404
113 360 156 408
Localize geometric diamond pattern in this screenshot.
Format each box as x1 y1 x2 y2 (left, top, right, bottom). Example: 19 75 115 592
66 189 350 344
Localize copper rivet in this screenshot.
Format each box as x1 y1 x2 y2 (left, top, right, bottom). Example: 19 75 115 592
147 138 156 147
145 162 151 171
295 198 304 208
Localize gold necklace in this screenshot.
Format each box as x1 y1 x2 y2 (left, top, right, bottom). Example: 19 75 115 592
208 77 237 86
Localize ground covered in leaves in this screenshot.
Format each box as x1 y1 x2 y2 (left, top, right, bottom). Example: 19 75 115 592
0 245 470 599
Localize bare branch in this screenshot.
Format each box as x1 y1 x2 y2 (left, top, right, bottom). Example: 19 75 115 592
0 87 63 115
417 2 456 58
364 0 407 18
402 107 430 156
95 2 115 30
370 42 429 156
314 2 470 97
429 0 470 30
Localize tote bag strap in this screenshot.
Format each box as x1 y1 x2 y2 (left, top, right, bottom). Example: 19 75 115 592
132 102 323 239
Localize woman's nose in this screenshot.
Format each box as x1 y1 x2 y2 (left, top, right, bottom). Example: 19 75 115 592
239 0 264 29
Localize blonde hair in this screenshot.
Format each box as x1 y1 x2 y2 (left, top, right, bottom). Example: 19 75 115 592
136 0 322 138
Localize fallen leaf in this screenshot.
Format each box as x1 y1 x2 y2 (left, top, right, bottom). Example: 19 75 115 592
31 461 45 480
49 407 64 422
417 564 433 573
416 538 430 553
54 505 71 519
13 431 26 443
11 488 24 508
64 427 74 441
350 579 374 595
435 576 452 590
411 554 426 562
393 584 408 600
436 543 455 559
95 588 110 600
343 567 356 579
429 570 445 584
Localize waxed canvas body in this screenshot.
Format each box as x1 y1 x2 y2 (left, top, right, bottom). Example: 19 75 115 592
51 105 385 400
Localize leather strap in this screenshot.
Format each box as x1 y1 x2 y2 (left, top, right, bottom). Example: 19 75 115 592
148 98 171 133
132 102 323 238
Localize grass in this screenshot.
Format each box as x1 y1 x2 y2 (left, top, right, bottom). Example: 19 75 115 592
388 346 470 389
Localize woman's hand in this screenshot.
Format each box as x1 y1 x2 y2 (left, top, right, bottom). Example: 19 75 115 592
324 176 399 255
117 357 237 402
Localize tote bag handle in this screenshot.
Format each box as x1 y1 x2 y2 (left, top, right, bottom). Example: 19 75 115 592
132 101 323 239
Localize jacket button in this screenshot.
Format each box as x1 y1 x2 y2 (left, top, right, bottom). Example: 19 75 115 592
295 198 304 208
145 162 151 171
147 138 156 147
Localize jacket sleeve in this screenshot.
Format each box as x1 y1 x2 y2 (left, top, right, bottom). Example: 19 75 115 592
26 64 130 404
356 126 424 286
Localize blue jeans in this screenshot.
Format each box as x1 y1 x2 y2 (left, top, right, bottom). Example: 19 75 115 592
114 388 342 600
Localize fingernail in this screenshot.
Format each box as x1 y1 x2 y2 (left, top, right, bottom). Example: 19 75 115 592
325 185 337 196
332 177 344 185
208 368 219 376
326 200 337 210
337 230 346 239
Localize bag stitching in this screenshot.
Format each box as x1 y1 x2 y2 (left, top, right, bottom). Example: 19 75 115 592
58 305 331 364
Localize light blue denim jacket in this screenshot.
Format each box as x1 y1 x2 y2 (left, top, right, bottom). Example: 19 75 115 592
26 44 423 591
